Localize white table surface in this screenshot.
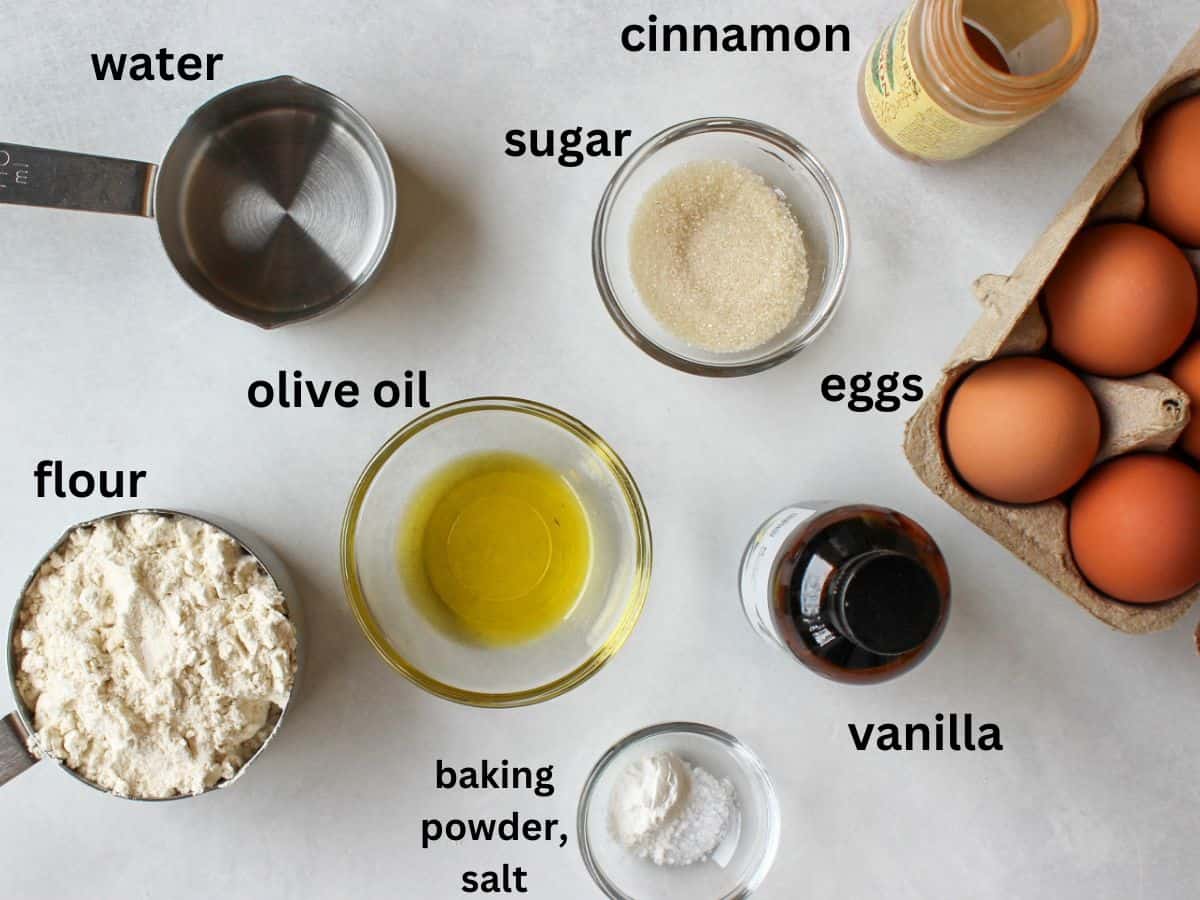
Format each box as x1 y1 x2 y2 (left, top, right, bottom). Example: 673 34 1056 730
2 2 1198 897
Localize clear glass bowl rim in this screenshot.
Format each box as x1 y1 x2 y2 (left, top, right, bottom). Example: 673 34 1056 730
340 396 653 708
592 116 851 378
577 721 782 899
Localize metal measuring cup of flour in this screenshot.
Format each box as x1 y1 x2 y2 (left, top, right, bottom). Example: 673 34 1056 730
0 76 396 328
0 508 304 801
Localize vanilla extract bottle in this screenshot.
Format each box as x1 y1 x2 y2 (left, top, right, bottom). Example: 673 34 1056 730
739 503 950 684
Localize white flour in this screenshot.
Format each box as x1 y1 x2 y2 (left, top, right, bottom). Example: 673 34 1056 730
13 513 297 799
609 751 738 866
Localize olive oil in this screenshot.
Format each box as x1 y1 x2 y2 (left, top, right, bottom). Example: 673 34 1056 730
399 452 592 645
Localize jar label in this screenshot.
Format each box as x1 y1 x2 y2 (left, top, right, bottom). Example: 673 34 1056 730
862 5 1024 161
739 506 816 647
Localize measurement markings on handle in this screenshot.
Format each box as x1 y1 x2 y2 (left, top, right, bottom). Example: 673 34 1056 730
0 151 32 190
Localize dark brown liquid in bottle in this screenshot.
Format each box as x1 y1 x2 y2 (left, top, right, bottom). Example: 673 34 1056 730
770 505 950 684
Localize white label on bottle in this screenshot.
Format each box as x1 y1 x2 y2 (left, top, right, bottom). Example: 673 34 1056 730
739 506 816 647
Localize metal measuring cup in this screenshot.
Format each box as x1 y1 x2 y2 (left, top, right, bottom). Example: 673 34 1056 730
0 76 396 328
0 509 304 801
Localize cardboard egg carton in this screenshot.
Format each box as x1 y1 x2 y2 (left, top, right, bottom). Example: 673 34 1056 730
904 29 1200 634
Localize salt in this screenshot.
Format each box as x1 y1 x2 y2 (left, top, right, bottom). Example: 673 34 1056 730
609 751 739 867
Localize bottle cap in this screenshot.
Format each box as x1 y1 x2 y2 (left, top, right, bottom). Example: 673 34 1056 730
834 550 943 656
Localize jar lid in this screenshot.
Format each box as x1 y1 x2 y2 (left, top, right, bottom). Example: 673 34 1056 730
835 550 942 656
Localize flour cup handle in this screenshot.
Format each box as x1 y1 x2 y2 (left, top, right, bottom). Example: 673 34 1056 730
0 712 39 787
0 143 157 217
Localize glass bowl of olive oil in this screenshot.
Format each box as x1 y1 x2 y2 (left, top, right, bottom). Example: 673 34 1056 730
341 397 653 707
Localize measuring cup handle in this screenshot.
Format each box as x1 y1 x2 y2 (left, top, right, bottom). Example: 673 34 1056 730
0 143 156 217
0 712 39 788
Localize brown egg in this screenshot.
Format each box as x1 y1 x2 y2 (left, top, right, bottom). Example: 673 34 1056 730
1069 454 1200 604
1169 341 1200 460
1142 95 1200 247
1043 223 1197 376
944 356 1101 504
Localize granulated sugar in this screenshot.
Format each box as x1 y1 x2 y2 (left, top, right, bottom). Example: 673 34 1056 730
629 159 809 353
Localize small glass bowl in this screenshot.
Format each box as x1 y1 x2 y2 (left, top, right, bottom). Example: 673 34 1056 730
578 722 781 899
340 397 652 708
593 117 850 377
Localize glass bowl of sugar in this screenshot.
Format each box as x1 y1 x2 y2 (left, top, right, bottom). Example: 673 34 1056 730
578 722 781 899
593 117 849 377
